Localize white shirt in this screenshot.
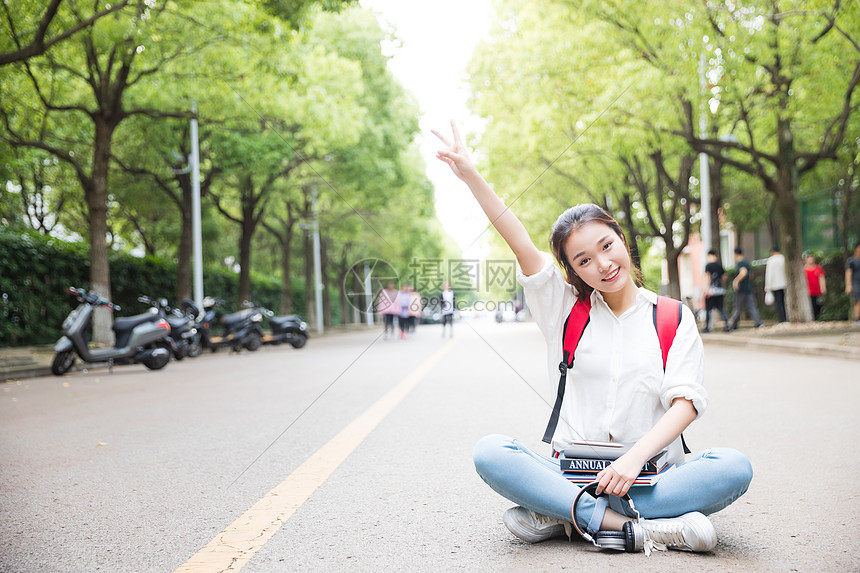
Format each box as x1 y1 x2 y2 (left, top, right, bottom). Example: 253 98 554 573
441 289 455 315
518 252 708 464
765 253 787 291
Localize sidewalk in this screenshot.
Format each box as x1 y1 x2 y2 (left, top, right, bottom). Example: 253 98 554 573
700 320 860 361
0 323 369 382
3 321 860 381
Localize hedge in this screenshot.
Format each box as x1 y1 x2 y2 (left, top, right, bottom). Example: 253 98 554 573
0 230 302 347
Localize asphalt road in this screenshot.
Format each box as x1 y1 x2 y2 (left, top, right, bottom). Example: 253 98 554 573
1 318 858 572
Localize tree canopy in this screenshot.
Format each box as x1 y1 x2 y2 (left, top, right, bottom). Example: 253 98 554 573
1 1 446 336
466 0 860 318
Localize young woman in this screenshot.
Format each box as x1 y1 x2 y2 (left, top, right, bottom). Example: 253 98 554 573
434 122 752 554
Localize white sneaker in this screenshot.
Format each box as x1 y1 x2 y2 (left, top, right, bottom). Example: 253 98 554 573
627 512 717 554
502 506 571 543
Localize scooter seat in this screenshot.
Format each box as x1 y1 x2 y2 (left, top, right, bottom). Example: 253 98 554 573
270 315 301 328
222 308 255 326
167 316 189 331
113 308 160 333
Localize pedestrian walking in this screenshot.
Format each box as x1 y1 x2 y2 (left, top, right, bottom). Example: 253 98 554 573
847 242 860 324
379 281 400 340
764 246 787 322
434 122 752 555
409 287 422 333
397 284 411 339
703 250 730 332
441 282 455 337
803 254 827 320
729 247 763 330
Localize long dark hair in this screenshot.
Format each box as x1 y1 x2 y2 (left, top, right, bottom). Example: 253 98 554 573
549 204 643 301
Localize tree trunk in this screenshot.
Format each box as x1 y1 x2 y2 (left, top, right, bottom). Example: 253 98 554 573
321 236 332 327
618 193 641 270
773 116 813 322
708 155 724 254
236 177 255 306
278 226 294 315
304 232 315 327
664 244 682 300
237 217 254 306
339 277 349 325
839 165 855 253
774 185 812 322
88 118 115 345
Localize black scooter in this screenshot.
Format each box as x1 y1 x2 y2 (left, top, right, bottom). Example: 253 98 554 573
51 287 172 375
257 306 309 348
196 297 264 352
138 295 200 360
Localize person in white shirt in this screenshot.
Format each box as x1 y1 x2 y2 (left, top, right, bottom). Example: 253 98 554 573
764 246 787 322
434 122 752 554
440 282 455 337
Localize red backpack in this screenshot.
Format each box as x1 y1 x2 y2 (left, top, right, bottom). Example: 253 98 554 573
543 295 690 453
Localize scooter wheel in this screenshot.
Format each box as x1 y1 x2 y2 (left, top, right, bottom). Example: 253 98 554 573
187 338 202 358
290 335 307 349
51 350 76 376
143 352 170 370
244 332 262 352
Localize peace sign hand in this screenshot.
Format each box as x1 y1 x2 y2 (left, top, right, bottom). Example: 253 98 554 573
432 121 478 183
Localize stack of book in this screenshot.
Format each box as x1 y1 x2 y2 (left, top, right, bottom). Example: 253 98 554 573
559 441 674 487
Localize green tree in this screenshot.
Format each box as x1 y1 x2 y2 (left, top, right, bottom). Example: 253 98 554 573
466 0 701 297
0 2 197 342
581 0 860 321
0 0 133 66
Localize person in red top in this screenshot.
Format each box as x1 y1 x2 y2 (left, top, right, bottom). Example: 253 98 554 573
803 254 827 320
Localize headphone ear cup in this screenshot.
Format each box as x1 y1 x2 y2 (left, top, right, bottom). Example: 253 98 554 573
570 482 640 550
594 530 627 551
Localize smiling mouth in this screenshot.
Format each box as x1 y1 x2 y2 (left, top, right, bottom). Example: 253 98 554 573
602 268 620 282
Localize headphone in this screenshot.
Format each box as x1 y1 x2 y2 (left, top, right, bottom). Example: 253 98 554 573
570 481 641 551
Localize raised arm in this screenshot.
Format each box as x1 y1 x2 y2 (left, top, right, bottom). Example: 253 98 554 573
433 121 543 276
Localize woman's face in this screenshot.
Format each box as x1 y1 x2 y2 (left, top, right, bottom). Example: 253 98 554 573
563 221 632 295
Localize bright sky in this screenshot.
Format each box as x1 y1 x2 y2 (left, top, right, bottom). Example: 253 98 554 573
359 0 494 259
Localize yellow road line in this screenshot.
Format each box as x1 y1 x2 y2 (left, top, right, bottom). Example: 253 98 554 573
174 340 455 573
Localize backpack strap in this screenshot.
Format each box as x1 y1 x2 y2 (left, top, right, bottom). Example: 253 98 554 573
542 297 592 444
544 294 692 454
653 295 691 454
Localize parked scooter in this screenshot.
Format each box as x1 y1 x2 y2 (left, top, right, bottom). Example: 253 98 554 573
256 306 309 348
51 287 172 376
138 295 200 360
195 297 264 352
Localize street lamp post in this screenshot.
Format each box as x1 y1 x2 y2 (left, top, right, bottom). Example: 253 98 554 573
190 102 204 312
299 191 324 335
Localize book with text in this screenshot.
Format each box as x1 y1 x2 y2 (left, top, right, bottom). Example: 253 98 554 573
560 457 664 475
564 463 676 487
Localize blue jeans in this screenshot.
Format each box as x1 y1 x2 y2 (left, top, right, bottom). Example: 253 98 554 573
473 434 753 537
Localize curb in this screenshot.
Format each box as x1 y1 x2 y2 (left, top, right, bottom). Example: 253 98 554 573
2 365 54 381
702 333 860 361
0 325 372 382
